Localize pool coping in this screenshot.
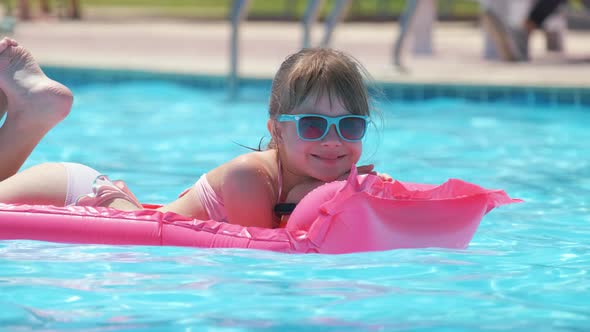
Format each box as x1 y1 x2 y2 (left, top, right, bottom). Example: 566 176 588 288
14 20 590 92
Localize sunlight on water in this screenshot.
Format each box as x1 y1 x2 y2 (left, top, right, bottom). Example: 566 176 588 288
1 77 589 331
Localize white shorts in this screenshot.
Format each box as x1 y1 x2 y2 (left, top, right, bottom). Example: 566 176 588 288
61 162 101 206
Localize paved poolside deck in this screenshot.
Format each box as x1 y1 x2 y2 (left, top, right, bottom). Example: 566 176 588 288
8 19 590 87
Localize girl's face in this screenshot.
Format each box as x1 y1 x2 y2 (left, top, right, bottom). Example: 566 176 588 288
274 93 363 182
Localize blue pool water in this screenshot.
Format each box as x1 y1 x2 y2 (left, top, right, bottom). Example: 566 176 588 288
1 69 589 331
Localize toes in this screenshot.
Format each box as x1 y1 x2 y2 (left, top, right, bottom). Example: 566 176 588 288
0 39 8 53
0 37 18 48
0 38 18 54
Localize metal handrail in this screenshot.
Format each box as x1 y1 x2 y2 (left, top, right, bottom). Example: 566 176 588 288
301 0 352 48
228 0 251 100
302 0 323 48
392 0 419 70
320 0 352 47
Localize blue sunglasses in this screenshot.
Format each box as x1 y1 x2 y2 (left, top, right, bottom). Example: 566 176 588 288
277 114 369 142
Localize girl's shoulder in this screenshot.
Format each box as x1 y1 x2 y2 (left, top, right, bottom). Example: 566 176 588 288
208 149 279 195
215 150 281 225
226 149 276 174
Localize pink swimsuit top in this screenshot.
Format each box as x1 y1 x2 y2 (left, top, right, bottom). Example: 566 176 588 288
192 161 283 223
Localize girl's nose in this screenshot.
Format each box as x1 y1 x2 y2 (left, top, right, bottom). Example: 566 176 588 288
321 124 342 146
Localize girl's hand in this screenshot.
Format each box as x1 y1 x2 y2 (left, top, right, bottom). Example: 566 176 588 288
376 172 393 182
285 165 393 203
356 164 393 182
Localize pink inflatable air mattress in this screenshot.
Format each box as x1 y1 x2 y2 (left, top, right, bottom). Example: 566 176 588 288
0 170 521 254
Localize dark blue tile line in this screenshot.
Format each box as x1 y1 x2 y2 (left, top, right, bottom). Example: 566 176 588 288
379 82 590 107
43 66 227 89
42 66 590 107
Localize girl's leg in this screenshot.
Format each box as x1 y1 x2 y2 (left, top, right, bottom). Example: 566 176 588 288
0 162 140 210
0 37 74 181
0 162 70 206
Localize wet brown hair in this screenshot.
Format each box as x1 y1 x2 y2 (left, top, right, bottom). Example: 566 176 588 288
267 48 373 149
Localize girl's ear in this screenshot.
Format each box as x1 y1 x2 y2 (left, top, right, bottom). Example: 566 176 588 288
267 119 282 143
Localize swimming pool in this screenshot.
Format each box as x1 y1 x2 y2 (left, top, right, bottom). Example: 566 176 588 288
1 67 588 331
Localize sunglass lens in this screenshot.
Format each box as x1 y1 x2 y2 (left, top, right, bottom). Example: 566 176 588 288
339 117 366 140
299 116 328 140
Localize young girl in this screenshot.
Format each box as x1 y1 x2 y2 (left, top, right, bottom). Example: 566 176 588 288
0 37 73 181
0 42 388 228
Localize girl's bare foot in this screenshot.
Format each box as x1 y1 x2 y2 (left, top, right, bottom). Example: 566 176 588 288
0 37 73 130
0 38 74 181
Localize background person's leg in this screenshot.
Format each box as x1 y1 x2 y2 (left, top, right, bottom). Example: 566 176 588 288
527 0 567 30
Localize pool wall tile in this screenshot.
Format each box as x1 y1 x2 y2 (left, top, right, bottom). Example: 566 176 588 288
42 66 590 108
